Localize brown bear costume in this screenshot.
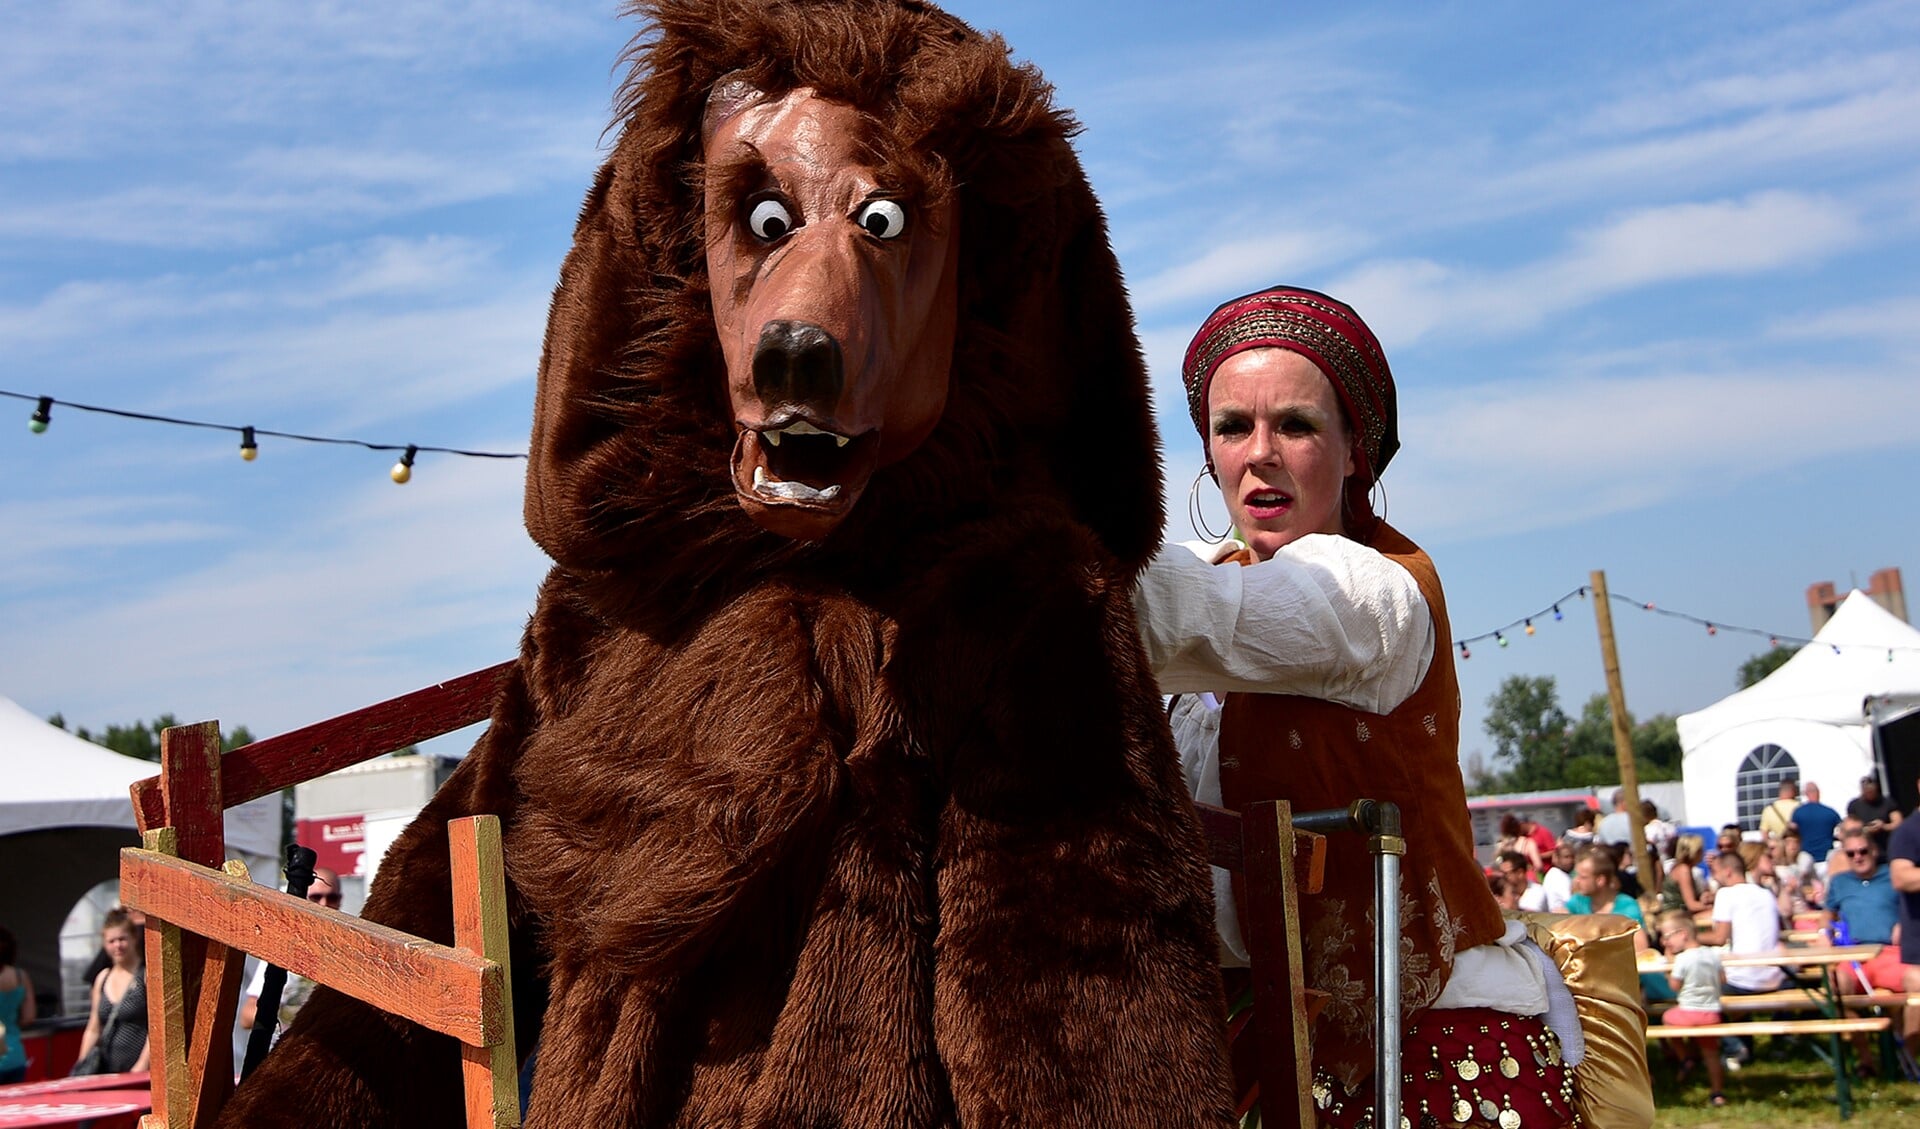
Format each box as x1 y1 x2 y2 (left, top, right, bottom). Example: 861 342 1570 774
215 1 1236 1125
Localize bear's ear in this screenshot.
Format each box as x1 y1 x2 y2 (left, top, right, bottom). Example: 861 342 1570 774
1042 172 1164 578
523 162 639 568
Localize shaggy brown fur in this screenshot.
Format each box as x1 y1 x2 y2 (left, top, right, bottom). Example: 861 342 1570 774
215 2 1234 1125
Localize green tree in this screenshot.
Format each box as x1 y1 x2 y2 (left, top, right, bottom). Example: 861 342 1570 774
1477 680 1682 793
1737 646 1793 688
48 713 254 761
1482 675 1572 791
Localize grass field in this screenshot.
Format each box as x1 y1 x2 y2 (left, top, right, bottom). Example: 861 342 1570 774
1650 1046 1920 1128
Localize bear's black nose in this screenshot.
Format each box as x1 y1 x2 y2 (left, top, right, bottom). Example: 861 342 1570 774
752 320 844 407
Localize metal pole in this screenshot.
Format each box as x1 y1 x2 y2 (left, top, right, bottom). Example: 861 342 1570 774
1370 802 1406 1129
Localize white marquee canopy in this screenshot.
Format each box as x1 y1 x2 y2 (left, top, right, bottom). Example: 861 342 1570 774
0 694 279 853
1679 591 1920 832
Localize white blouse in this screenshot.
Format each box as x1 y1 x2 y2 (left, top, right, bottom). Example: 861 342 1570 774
1132 534 1556 1026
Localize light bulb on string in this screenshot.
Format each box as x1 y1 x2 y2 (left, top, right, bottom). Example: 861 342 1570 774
391 444 417 484
1552 604 1563 621
1459 642 1471 661
1769 636 1779 648
1643 602 1656 611
1495 631 1508 648
239 426 258 461
1832 645 1842 656
1524 619 1535 636
1706 623 1716 636
28 396 52 434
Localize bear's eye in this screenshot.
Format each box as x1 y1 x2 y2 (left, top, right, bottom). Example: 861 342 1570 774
855 199 907 240
747 197 795 241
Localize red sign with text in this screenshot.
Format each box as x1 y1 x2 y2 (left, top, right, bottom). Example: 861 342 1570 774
296 815 366 876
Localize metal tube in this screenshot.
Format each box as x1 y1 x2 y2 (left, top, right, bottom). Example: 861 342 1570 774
1375 848 1402 1129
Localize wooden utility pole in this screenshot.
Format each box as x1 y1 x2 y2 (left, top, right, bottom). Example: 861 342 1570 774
1590 570 1658 902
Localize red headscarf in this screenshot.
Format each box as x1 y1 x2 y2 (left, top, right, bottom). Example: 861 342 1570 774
1181 285 1398 539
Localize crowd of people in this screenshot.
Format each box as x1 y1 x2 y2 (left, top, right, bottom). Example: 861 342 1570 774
1488 774 1920 1100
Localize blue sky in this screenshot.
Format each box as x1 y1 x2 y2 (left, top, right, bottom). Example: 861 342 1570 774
3 0 1915 776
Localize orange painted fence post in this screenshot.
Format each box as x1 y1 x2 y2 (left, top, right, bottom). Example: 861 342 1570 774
450 816 520 1129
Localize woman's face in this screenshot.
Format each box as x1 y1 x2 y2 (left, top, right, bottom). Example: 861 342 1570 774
103 925 134 965
1207 348 1355 561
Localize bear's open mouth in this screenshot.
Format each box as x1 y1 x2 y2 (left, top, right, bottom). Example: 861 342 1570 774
731 413 880 515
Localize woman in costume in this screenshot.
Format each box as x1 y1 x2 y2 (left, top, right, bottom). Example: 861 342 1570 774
1135 286 1583 1128
73 909 149 1077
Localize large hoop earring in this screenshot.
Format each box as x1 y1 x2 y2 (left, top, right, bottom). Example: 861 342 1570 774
1188 468 1231 542
1371 476 1388 526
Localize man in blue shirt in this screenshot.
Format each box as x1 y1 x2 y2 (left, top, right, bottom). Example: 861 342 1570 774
1827 832 1898 945
1792 781 1843 871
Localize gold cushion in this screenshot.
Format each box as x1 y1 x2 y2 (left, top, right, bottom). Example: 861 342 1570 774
1512 911 1656 1129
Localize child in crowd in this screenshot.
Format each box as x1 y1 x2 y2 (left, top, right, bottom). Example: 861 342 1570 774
1659 910 1728 1106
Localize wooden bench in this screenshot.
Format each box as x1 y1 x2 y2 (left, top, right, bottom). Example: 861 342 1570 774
1645 1004 1893 1119
1649 991 1920 1015
1646 1017 1890 1039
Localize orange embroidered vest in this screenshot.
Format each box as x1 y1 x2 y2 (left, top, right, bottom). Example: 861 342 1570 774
1217 521 1504 1088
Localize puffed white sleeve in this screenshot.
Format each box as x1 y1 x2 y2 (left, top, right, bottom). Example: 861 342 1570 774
1133 534 1434 714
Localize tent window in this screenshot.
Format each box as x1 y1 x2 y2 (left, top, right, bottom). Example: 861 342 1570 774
1735 743 1799 831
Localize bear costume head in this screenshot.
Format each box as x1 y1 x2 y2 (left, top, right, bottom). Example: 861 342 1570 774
526 0 1164 600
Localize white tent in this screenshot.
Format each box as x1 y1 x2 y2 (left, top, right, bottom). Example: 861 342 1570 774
1679 591 1920 832
0 695 280 851
1 695 281 1016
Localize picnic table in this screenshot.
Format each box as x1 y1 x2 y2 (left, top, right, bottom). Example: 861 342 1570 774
1639 943 1890 1119
1635 942 1884 976
0 1074 150 1099
0 1089 150 1128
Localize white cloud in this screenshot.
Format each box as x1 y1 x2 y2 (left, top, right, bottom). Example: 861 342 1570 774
1573 50 1917 140
0 236 504 343
1330 192 1862 348
1128 228 1367 314
1390 365 1920 540
189 292 547 427
1768 295 1920 346
0 496 229 587
0 454 547 738
1491 86 1920 215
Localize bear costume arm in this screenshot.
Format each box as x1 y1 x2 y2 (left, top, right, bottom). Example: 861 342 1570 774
891 513 1238 1127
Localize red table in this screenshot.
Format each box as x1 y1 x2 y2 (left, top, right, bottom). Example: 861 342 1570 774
0 1089 150 1128
0 1074 150 1098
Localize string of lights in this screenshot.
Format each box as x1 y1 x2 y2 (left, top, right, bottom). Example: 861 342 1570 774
6 390 1913 659
2 388 526 484
1457 587 1920 662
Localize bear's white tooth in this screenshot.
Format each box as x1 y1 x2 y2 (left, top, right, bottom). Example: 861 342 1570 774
765 430 782 447
753 465 768 486
833 434 849 448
